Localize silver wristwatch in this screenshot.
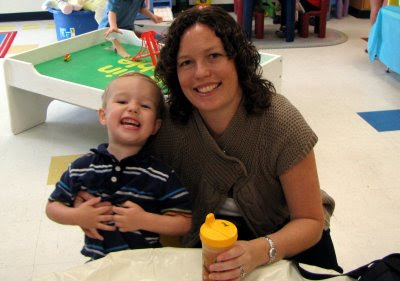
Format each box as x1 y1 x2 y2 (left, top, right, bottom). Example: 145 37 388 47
264 236 276 264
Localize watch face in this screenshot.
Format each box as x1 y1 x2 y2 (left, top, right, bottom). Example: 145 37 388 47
270 248 277 258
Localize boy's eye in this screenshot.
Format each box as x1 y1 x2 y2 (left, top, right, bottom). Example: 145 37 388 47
141 104 152 109
116 100 127 104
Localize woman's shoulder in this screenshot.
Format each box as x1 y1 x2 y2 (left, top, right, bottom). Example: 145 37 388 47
264 93 306 126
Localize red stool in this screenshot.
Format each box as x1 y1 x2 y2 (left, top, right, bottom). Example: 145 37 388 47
299 0 330 38
254 9 265 39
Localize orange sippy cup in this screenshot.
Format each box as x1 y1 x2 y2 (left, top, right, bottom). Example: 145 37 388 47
200 213 238 281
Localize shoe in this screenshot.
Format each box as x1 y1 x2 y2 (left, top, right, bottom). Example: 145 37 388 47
275 30 286 38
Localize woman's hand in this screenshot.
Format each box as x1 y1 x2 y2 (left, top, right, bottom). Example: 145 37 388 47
207 239 268 281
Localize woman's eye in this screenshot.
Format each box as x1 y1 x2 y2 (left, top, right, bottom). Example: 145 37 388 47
178 60 191 67
209 53 222 59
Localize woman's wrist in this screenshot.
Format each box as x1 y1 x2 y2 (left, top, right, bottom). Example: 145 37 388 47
264 236 277 264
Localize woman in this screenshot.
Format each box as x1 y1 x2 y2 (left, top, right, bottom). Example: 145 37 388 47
152 5 342 280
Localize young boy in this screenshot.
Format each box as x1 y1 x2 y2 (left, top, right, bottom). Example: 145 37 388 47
46 73 192 260
99 0 163 37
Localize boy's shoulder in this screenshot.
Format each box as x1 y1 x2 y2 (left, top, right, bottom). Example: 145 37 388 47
69 151 97 168
146 154 176 175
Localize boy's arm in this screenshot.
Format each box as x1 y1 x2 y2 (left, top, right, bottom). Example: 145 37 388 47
139 7 163 23
46 197 116 231
113 201 191 235
105 10 121 36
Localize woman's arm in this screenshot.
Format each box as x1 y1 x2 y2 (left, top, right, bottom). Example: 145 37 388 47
207 150 324 280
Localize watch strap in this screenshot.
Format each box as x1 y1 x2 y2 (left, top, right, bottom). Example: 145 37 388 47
264 235 276 264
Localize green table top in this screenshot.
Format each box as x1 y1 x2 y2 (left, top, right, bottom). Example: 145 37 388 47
35 41 155 90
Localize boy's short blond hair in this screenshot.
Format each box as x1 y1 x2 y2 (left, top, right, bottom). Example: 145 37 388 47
102 72 165 119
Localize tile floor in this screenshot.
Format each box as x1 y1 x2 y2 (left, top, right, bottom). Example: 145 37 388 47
0 14 399 281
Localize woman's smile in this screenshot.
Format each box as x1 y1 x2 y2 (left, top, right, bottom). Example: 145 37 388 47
195 82 221 94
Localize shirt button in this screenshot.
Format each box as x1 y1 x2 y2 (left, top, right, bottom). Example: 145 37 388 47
111 176 117 182
115 166 121 172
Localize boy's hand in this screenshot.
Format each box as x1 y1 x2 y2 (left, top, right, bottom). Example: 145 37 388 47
152 14 163 23
113 201 146 232
104 26 122 37
75 197 116 231
74 192 114 240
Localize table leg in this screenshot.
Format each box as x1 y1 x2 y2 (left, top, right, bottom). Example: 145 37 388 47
6 86 53 134
285 0 296 42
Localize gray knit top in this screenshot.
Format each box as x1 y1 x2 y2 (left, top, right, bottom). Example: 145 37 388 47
151 93 319 246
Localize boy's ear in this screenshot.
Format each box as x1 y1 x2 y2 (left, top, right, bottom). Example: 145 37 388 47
98 108 107 126
151 119 162 135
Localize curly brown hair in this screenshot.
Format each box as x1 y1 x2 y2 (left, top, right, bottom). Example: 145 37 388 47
154 6 275 123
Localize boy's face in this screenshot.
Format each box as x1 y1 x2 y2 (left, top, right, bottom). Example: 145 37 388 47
98 76 161 148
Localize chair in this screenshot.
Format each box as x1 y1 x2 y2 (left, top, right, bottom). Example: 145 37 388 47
299 0 330 38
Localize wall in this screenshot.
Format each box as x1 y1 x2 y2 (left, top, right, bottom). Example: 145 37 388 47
0 0 42 13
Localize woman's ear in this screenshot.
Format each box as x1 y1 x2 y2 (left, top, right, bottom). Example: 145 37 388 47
152 119 162 135
98 108 107 126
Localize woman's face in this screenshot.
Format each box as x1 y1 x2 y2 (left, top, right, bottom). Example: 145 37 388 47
176 23 242 116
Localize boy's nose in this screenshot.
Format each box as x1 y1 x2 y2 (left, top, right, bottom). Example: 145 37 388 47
128 103 139 113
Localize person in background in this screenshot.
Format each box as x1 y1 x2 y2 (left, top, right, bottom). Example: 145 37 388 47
46 72 191 260
276 0 321 38
99 0 163 37
369 0 387 25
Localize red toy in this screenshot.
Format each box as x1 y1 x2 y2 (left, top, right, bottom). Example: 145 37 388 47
131 30 160 66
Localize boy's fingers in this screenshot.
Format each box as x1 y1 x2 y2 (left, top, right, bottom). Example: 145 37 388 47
97 223 116 231
77 191 95 201
84 228 104 240
98 215 114 222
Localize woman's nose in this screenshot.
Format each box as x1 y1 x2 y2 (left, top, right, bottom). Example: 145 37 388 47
194 61 211 78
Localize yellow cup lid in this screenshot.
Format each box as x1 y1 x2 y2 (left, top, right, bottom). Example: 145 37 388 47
200 213 238 248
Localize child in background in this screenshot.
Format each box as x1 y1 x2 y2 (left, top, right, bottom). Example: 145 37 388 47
46 72 192 260
99 0 163 37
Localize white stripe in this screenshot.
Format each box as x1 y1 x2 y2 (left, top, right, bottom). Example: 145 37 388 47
170 191 189 199
147 167 169 179
124 167 167 182
83 246 105 257
126 167 169 179
115 191 155 200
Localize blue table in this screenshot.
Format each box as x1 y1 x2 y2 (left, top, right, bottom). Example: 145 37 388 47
368 6 400 74
242 0 296 42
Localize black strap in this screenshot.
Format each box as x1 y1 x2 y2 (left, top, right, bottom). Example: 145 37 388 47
294 253 400 281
